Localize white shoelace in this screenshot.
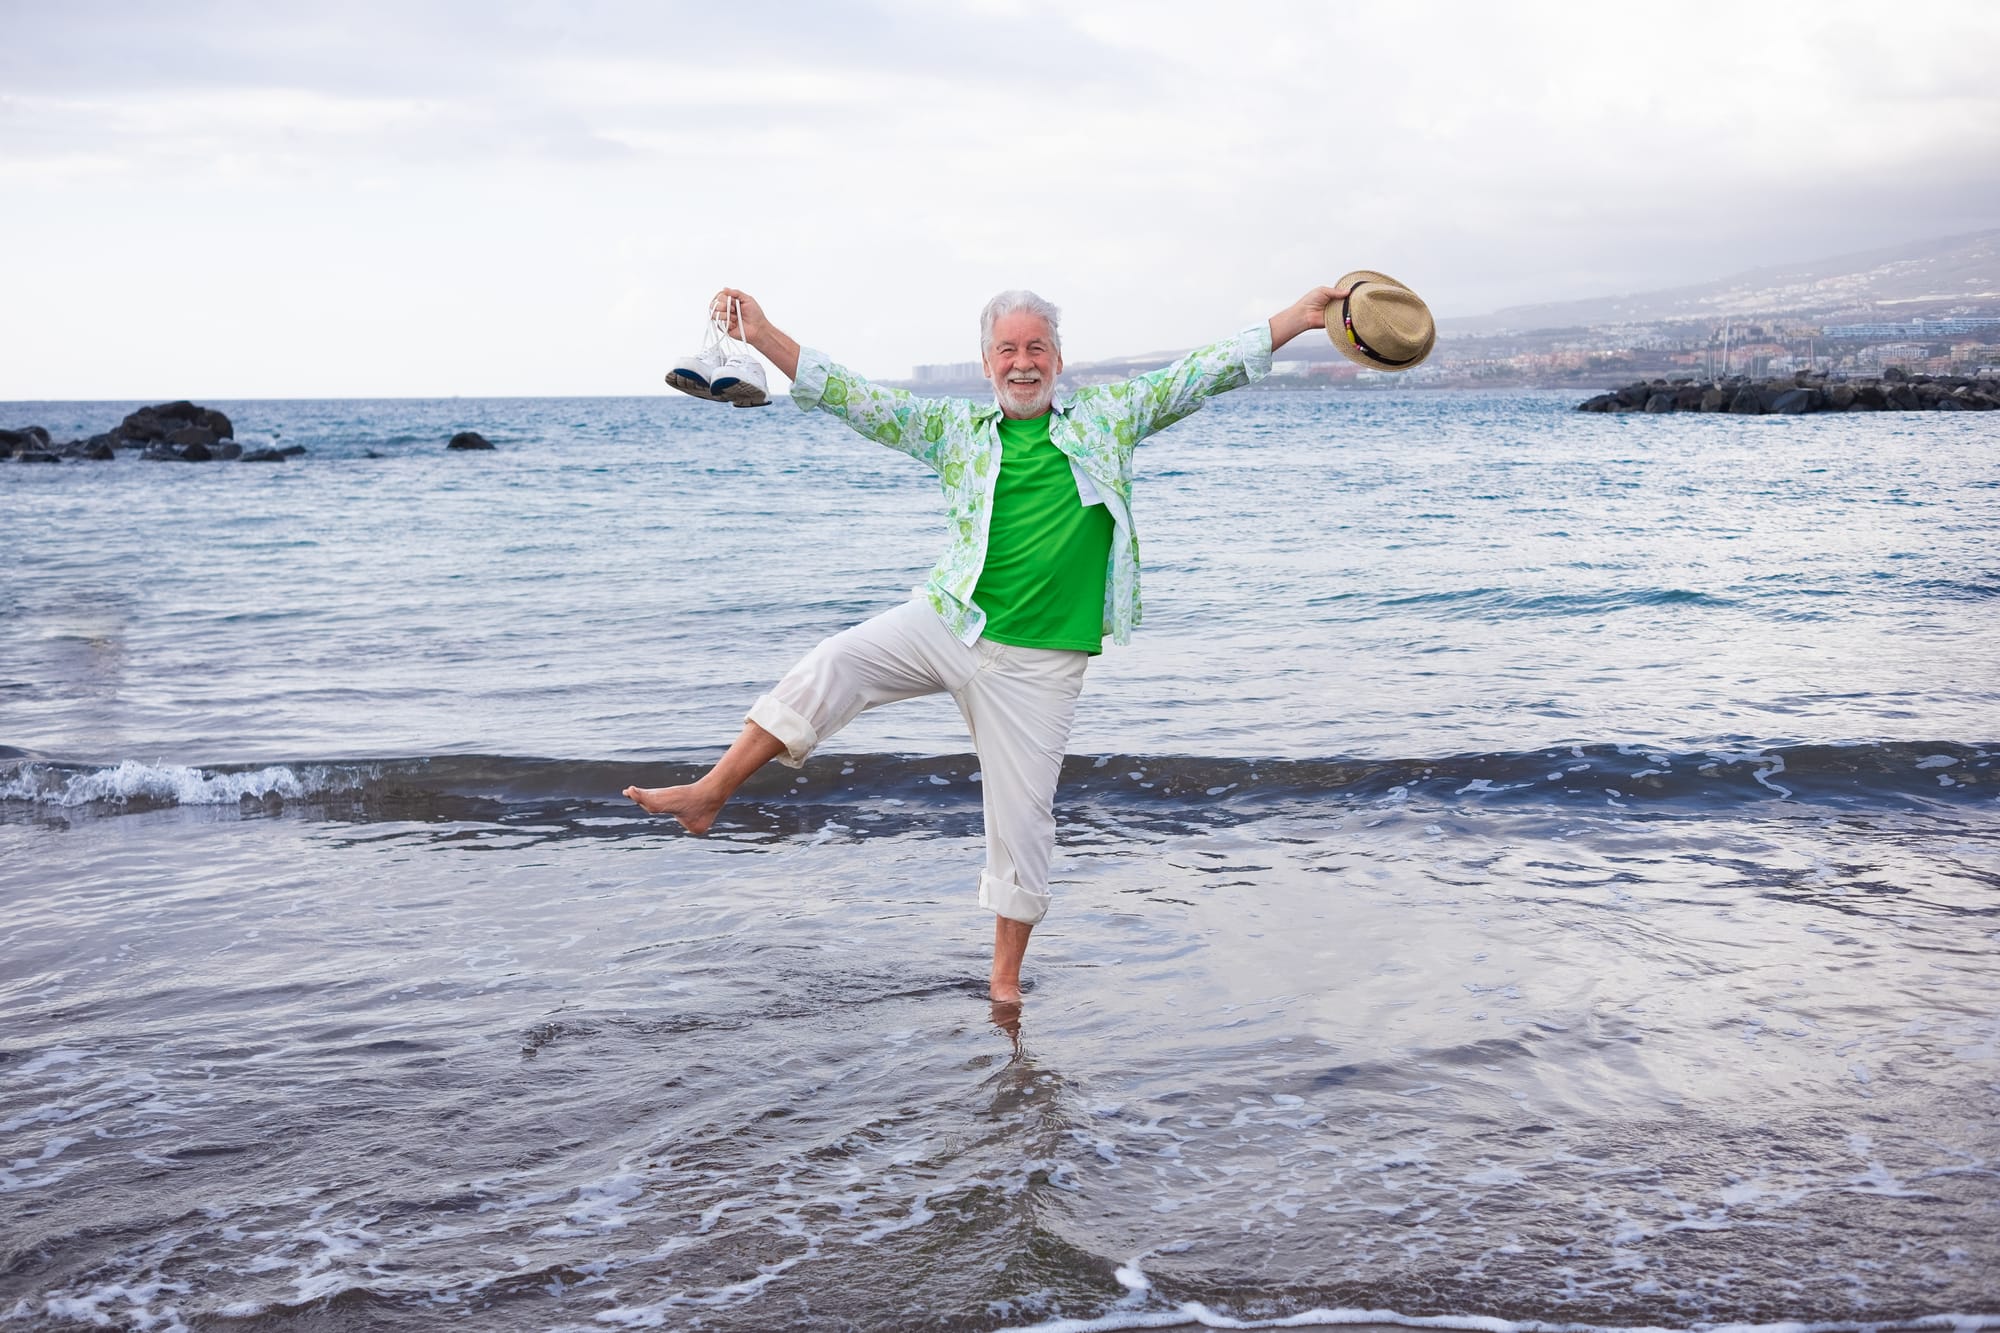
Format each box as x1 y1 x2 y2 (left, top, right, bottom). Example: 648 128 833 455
699 306 727 362
701 297 753 365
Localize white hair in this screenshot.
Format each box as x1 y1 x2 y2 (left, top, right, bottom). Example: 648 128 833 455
979 290 1062 356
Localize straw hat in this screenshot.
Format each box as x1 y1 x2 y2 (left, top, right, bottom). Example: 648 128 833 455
1328 270 1435 371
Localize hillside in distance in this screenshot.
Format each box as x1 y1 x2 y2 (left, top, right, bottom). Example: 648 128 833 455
901 228 2000 386
1440 228 2000 336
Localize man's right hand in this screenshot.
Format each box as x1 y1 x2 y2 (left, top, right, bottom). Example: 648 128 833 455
710 288 800 380
711 288 768 342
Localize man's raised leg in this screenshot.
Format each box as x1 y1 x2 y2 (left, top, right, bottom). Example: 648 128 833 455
625 601 976 836
623 721 785 834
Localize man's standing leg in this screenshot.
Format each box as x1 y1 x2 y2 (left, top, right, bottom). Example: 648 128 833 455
956 641 1088 1002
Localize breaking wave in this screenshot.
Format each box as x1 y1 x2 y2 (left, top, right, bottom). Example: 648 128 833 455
2 741 1992 823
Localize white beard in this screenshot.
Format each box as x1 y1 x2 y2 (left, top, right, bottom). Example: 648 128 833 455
997 375 1054 417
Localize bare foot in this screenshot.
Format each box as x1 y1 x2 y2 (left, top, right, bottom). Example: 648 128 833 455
622 782 724 835
988 976 1022 1004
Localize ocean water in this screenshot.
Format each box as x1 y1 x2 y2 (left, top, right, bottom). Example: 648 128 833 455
3 388 1997 1332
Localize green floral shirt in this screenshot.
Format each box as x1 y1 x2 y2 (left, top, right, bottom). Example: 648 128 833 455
788 323 1274 646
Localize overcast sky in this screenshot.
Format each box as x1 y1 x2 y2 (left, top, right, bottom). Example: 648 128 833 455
4 0 1997 399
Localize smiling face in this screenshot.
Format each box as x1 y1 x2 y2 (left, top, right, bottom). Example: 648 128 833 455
983 310 1063 420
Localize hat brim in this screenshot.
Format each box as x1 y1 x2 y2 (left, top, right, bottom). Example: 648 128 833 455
1328 269 1436 371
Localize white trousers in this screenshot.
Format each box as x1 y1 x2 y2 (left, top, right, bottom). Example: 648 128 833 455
746 600 1088 925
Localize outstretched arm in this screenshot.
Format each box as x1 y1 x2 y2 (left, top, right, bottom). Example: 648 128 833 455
712 286 954 469
712 288 800 380
1268 285 1352 353
1112 283 1355 439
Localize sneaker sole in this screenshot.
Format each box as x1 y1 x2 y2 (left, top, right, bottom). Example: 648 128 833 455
666 370 720 400
712 378 769 407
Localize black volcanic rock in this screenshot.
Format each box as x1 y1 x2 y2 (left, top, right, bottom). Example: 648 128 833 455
447 431 494 450
1579 373 1987 415
113 410 168 445
113 402 234 447
4 425 57 459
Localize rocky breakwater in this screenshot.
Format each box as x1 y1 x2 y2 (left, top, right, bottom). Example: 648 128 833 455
3 401 305 464
1577 367 2000 415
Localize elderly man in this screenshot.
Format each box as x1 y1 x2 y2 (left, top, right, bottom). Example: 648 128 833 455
627 279 1427 1002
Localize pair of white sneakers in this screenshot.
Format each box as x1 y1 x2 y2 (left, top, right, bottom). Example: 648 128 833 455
666 298 769 407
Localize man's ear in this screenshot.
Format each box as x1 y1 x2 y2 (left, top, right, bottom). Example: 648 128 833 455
1054 350 1064 377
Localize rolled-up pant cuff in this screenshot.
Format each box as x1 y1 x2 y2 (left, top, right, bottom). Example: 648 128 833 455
747 693 818 769
979 871 1050 926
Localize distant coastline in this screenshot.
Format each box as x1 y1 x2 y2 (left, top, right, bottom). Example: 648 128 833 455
900 228 2000 395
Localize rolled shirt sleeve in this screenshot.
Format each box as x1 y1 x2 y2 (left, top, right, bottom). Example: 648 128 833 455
787 345 836 412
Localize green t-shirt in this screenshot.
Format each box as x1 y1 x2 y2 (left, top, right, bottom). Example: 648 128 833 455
971 413 1115 654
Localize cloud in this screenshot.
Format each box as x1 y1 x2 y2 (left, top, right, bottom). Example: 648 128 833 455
3 0 1997 395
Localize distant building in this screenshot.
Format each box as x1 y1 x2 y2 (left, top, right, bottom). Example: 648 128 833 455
1855 342 1931 370
911 361 983 383
1824 317 2000 340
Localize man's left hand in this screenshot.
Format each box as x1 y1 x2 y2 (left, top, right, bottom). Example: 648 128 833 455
1269 285 1352 351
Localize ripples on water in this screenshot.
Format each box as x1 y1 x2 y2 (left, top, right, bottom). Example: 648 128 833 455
5 391 1998 761
3 391 1998 1330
